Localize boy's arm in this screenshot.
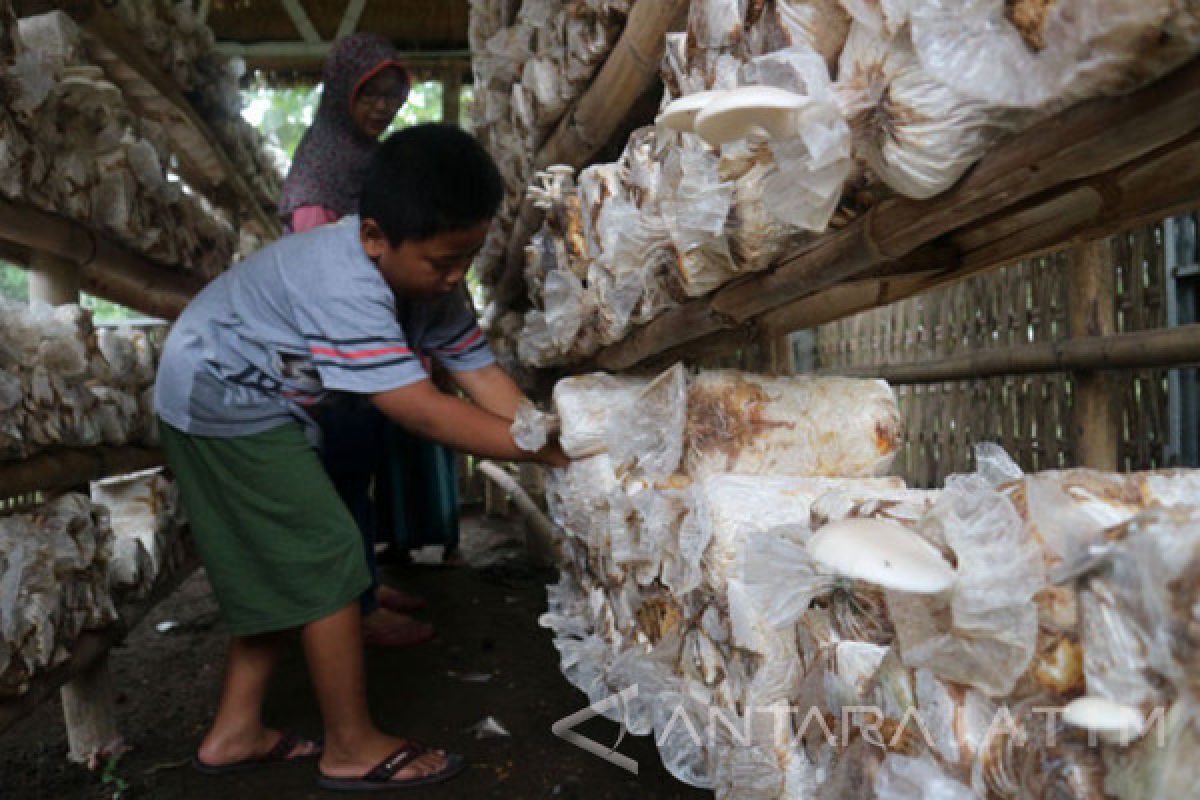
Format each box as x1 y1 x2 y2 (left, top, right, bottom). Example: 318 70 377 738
447 363 525 422
372 379 567 466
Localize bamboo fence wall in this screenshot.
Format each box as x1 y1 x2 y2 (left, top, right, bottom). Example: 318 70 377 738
815 215 1198 487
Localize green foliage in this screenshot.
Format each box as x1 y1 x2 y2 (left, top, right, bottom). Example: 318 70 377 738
0 261 28 303
100 754 130 800
82 293 143 323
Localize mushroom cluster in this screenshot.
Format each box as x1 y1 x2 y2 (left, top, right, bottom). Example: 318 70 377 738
534 368 1200 797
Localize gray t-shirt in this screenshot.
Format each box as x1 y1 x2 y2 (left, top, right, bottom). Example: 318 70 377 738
155 215 494 441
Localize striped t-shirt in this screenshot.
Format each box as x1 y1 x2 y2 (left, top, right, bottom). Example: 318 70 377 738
155 215 493 442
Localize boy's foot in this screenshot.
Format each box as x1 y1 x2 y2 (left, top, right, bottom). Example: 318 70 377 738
376 585 427 613
361 609 435 647
318 737 465 791
193 729 321 774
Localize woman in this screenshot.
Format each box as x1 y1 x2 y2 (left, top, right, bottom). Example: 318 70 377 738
280 33 456 647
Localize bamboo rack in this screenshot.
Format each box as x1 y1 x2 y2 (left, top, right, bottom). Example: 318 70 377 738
588 55 1200 372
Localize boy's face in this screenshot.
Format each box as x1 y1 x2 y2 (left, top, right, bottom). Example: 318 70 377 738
360 218 489 299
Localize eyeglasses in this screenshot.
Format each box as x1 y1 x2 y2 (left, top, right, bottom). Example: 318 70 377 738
357 90 407 107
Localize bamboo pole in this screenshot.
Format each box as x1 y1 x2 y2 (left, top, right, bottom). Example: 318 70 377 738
28 252 81 306
493 0 689 305
1068 238 1119 470
0 447 164 498
0 198 202 319
477 460 559 568
816 322 1200 383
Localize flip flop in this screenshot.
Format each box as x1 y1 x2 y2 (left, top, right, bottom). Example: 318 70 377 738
191 731 322 775
317 742 467 792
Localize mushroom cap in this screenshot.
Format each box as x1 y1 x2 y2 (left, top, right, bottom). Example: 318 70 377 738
807 517 956 593
1062 696 1145 741
656 90 731 133
546 164 576 177
693 86 807 145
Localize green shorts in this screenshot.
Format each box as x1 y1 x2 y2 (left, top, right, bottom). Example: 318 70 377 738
159 419 370 636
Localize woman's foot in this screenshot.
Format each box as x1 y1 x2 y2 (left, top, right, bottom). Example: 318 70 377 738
319 734 463 789
195 727 320 771
361 608 435 647
376 585 427 613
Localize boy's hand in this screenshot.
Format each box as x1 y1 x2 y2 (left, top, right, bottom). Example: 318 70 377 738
535 440 570 469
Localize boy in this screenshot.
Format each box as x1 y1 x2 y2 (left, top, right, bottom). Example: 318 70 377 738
155 124 566 791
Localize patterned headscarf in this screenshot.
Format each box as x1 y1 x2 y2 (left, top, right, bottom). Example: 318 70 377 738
279 33 410 219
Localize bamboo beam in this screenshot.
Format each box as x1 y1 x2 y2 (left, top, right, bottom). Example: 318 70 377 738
0 550 200 737
590 57 1200 371
0 197 202 319
1068 238 1118 470
817 322 1200 383
0 447 164 498
493 0 689 305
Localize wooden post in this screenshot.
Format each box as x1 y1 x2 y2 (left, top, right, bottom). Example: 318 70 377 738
27 251 80 306
1068 237 1118 470
441 68 462 128
60 663 123 767
27 248 126 765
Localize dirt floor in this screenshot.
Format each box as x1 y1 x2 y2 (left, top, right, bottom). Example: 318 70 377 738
0 514 711 799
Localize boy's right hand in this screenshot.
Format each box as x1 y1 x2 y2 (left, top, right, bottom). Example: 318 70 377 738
535 440 570 469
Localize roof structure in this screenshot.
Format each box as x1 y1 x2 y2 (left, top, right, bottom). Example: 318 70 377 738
202 0 470 81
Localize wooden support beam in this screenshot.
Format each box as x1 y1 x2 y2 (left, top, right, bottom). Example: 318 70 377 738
60 656 121 767
280 0 321 44
588 56 1200 371
1068 238 1118 470
0 198 202 319
28 251 81 307
817 322 1200 383
0 447 164 498
442 68 462 128
335 0 367 40
493 0 689 305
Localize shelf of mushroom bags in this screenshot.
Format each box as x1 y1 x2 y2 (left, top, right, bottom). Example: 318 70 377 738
486 0 1200 377
0 300 199 742
13 0 284 240
486 5 1200 797
0 6 283 319
470 0 691 307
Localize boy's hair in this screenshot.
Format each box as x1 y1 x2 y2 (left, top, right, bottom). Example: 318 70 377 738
359 123 504 244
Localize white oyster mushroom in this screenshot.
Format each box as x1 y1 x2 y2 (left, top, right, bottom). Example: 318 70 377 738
693 86 808 145
655 90 730 133
1062 696 1145 743
807 517 956 593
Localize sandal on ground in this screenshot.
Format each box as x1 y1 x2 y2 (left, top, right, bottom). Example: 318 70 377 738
191 731 321 775
377 586 427 613
317 742 466 792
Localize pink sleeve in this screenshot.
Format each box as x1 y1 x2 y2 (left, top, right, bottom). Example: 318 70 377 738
289 205 341 233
